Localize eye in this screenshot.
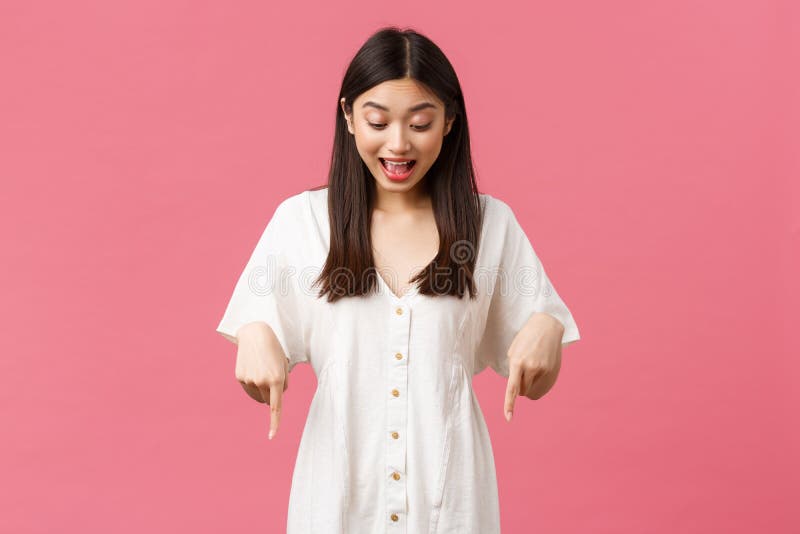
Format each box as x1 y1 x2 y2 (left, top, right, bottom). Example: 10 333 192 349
367 122 432 131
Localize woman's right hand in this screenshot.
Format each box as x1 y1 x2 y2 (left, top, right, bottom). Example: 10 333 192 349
234 321 290 440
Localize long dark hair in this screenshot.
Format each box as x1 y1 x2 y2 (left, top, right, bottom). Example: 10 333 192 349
312 26 484 303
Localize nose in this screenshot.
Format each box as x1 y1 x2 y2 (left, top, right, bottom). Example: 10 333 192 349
386 123 411 154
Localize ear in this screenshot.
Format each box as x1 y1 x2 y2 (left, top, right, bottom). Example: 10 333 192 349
341 97 354 135
444 116 455 136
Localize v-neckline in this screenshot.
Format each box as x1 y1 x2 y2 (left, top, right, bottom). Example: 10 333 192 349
375 268 419 303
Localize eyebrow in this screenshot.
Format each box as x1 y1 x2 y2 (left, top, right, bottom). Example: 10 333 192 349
361 101 437 113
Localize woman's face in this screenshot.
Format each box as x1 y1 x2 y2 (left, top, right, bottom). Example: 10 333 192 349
341 78 454 197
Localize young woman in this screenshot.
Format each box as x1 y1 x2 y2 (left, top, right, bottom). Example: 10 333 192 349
216 26 580 534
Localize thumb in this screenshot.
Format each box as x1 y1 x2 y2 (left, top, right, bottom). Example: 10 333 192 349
504 365 521 422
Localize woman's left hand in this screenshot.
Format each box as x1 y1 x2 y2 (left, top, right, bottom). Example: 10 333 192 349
503 312 565 421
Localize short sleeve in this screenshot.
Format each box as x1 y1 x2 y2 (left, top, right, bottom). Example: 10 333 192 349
215 198 308 372
476 199 581 378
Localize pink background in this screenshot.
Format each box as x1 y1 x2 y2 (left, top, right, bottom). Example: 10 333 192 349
1 1 797 532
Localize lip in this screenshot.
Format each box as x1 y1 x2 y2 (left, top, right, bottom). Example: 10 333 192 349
380 157 416 162
379 158 416 181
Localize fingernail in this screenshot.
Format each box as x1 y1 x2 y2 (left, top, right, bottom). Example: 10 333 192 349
269 430 274 440
505 411 512 422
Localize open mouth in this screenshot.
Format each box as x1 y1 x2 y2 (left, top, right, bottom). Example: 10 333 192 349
379 158 417 173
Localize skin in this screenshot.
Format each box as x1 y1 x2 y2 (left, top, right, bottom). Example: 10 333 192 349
234 322 290 440
236 77 567 440
503 311 566 421
341 77 453 298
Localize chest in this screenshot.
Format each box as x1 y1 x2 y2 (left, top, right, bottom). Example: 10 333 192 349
370 209 439 297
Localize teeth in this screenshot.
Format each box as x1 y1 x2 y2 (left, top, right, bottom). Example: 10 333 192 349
383 159 413 167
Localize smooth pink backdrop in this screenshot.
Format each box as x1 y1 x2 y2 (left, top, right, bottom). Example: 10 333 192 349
1 1 797 532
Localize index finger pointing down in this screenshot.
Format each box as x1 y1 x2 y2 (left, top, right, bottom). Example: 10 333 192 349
504 364 521 422
268 385 283 440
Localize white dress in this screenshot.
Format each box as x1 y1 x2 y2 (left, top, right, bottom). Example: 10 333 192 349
215 188 581 534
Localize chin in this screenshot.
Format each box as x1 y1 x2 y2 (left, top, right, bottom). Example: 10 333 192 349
377 176 424 191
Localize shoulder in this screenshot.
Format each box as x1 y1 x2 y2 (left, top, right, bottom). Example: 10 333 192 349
258 191 312 249
269 187 330 261
271 188 327 224
475 193 520 268
478 193 516 232
274 189 311 218
307 186 329 215
481 193 513 218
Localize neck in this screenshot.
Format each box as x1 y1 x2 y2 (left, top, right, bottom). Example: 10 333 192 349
372 181 431 214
